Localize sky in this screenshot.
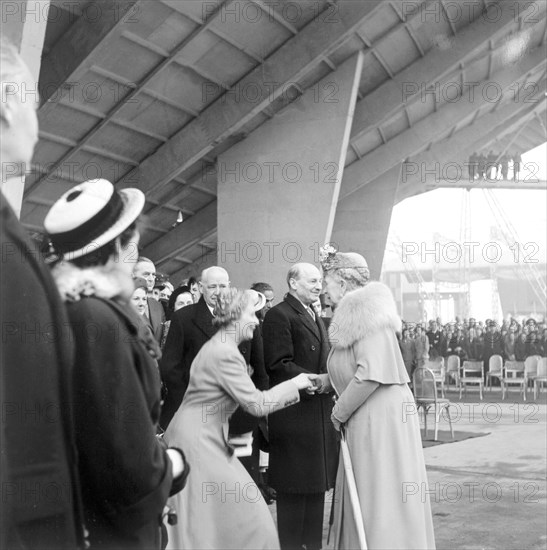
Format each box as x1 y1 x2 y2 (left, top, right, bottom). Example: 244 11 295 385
384 142 546 320
385 142 547 269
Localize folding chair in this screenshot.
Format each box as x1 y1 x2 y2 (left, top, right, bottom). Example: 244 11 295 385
501 360 526 400
524 356 540 394
445 355 460 391
424 357 446 398
413 366 455 441
532 357 547 400
460 361 484 400
486 354 503 391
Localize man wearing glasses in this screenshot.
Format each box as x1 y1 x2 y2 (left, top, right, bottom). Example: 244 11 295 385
133 257 166 342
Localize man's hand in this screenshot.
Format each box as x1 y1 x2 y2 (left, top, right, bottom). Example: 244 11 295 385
307 373 333 394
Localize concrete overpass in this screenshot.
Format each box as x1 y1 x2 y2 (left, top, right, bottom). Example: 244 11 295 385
2 0 546 293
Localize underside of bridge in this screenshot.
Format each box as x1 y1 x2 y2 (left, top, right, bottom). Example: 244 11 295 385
4 0 547 291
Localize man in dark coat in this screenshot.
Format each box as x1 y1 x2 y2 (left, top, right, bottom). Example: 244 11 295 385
0 38 83 549
262 263 338 550
159 266 268 484
133 256 166 342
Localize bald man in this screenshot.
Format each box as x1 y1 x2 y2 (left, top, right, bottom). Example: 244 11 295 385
262 263 338 550
159 267 268 431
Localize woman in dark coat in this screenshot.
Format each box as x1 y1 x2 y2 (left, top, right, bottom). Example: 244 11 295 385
44 178 187 549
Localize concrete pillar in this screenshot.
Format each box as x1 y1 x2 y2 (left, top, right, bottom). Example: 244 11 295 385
217 52 363 293
331 165 401 280
1 0 50 218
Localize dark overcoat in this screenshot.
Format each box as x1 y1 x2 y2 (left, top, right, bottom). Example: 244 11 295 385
147 297 165 342
0 193 83 549
262 294 338 493
159 297 268 430
66 295 175 549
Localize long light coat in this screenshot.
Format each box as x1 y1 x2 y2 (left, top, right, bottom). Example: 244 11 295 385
328 282 436 550
164 332 300 549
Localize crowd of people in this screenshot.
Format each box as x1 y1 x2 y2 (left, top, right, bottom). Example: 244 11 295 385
1 37 439 550
398 316 547 381
467 150 523 181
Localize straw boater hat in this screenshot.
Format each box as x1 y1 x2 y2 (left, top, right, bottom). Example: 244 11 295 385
44 179 145 260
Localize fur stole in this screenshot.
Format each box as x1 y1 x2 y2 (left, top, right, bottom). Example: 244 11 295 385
328 281 401 348
50 260 134 303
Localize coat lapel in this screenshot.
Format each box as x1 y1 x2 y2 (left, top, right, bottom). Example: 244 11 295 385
285 294 321 342
192 298 217 339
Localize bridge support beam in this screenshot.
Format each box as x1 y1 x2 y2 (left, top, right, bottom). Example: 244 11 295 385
216 53 363 291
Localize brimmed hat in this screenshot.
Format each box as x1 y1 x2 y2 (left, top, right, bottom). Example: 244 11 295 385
248 290 266 312
44 179 145 260
155 281 174 293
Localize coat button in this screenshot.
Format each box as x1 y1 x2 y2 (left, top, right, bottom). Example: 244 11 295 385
311 345 316 351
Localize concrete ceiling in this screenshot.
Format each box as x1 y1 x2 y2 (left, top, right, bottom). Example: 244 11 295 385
21 0 547 280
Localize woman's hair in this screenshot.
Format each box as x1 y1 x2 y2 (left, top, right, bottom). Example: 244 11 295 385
168 285 191 312
69 220 140 268
213 288 253 328
324 265 369 292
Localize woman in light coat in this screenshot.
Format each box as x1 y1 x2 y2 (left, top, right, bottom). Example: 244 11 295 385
312 250 435 550
164 288 314 549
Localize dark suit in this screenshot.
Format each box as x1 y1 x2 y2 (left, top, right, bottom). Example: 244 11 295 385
159 297 268 432
262 294 338 550
0 193 83 549
146 297 165 343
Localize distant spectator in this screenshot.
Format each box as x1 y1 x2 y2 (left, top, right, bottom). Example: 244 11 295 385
187 276 201 303
468 152 478 181
414 325 429 367
399 328 415 378
515 332 528 361
512 152 522 182
160 285 194 349
500 153 509 180
251 282 275 322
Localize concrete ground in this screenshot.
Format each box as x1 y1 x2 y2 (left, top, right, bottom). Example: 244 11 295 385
268 386 547 549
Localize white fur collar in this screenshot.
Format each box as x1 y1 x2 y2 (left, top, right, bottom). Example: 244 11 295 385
50 261 134 303
328 281 401 348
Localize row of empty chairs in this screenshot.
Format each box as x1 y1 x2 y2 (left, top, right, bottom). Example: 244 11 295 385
427 354 547 401
412 356 547 441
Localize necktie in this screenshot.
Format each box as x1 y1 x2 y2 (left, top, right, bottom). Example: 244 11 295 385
308 306 316 321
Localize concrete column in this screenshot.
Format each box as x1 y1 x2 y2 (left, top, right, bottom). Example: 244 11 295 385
217 52 363 292
1 0 50 218
331 164 401 280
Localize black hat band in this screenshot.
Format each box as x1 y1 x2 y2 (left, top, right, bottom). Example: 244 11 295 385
50 190 124 255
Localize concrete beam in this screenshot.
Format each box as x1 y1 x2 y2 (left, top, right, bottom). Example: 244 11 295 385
396 94 547 202
424 179 547 191
140 200 217 265
331 165 401 279
349 0 545 142
38 0 141 105
216 52 364 294
339 45 546 202
116 0 385 193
